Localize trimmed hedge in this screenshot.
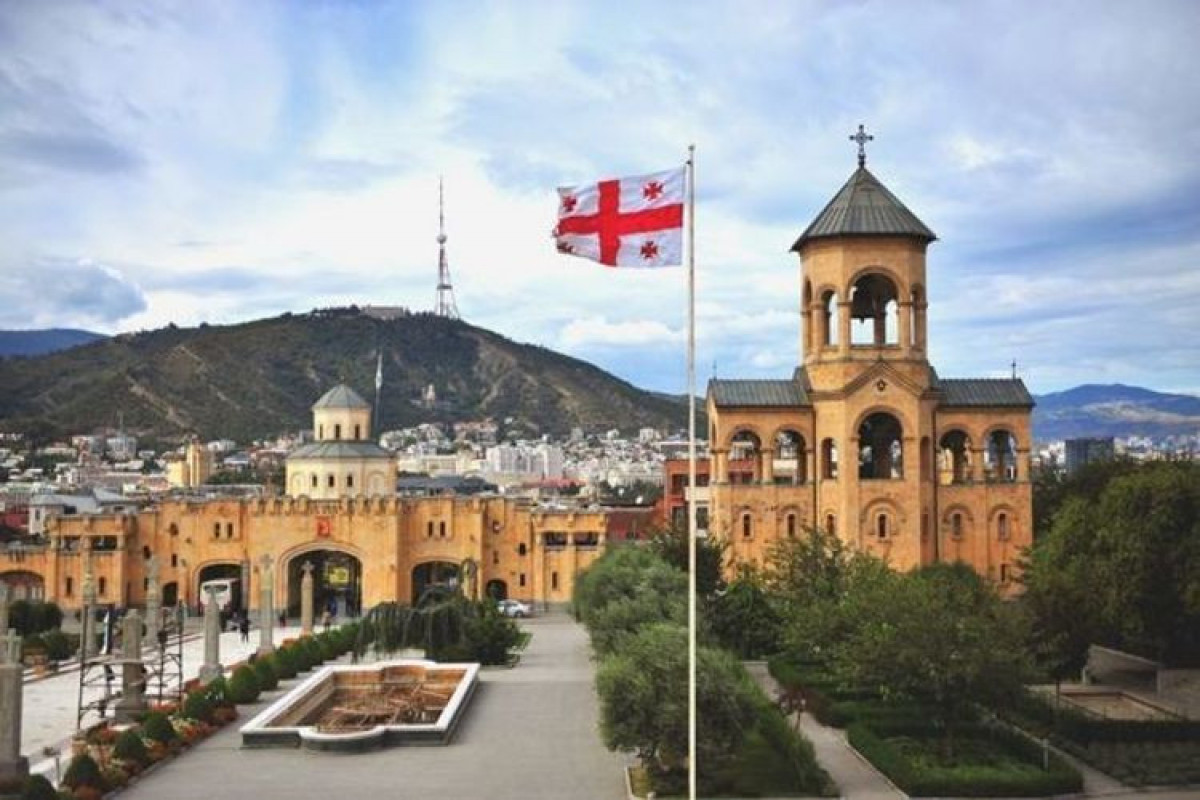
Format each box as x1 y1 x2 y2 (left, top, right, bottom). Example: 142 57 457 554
270 648 298 679
181 690 214 723
228 665 261 704
253 657 279 691
113 728 149 765
62 753 104 791
1010 689 1200 745
142 711 177 745
847 721 1084 797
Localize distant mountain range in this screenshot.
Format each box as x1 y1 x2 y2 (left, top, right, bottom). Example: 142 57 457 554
1033 384 1200 441
0 328 106 358
0 310 689 442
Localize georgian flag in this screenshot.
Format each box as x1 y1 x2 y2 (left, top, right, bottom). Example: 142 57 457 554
553 166 685 267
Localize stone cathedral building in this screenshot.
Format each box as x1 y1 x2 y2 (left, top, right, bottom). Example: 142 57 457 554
707 146 1034 588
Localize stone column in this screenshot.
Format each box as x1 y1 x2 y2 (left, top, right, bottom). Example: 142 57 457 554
0 583 9 641
0 631 28 785
81 554 98 660
838 301 852 355
257 555 275 656
114 611 147 723
198 587 223 685
760 448 775 484
898 301 913 352
300 561 314 636
145 556 161 650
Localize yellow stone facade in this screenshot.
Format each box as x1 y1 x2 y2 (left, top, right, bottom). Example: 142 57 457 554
708 166 1033 591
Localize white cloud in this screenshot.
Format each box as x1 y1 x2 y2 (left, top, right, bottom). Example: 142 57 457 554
561 317 683 348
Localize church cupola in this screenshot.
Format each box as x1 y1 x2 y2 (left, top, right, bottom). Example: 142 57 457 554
312 384 372 442
794 126 936 370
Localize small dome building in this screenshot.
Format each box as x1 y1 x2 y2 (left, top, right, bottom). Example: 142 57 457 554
286 384 395 499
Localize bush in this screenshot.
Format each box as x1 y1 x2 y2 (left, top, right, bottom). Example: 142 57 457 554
203 676 230 708
227 665 261 704
19 773 58 800
253 657 278 691
40 629 74 661
317 633 339 660
112 728 149 765
269 649 297 680
142 711 177 745
8 600 64 636
181 690 214 723
462 604 521 665
62 753 104 790
847 721 1084 797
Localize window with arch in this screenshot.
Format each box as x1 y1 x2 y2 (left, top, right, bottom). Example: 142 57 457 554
821 438 838 479
775 430 807 484
997 513 1010 541
951 512 964 539
938 431 972 485
426 521 434 538
741 513 753 539
143 545 152 560
346 474 354 489
786 513 797 539
730 430 763 484
858 412 903 479
171 554 178 567
825 514 836 536
551 571 559 591
519 573 526 587
877 513 889 539
98 577 107 596
318 425 324 439
439 521 447 538
226 522 234 538
334 424 342 440
327 474 335 488
65 576 73 597
213 522 220 538
354 424 361 440
518 543 528 556
821 290 839 346
985 430 1018 482
849 272 900 346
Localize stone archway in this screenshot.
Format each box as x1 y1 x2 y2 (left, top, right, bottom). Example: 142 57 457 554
0 570 45 601
286 549 363 619
485 579 508 601
411 561 460 604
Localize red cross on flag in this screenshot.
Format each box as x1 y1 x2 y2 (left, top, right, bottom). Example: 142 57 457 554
553 166 685 267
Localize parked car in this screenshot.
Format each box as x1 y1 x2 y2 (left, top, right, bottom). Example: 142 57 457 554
497 599 531 618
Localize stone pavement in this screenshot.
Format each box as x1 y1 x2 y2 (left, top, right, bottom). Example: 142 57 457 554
22 621 306 776
114 610 628 800
744 661 905 800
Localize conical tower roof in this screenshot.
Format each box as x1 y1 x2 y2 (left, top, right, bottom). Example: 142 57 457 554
312 384 370 410
791 166 936 251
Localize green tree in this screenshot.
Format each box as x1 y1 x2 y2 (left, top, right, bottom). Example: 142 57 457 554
832 563 1031 756
648 523 727 599
708 569 782 659
595 623 758 790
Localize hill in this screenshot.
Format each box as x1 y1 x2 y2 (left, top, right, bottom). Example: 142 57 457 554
1033 384 1200 440
0 328 106 357
0 309 690 442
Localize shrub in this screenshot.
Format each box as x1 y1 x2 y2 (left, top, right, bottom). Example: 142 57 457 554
8 600 64 636
40 629 74 661
112 728 149 766
181 690 214 723
317 633 338 660
203 676 229 708
19 773 59 800
142 711 177 745
253 657 278 691
269 649 297 680
227 665 261 704
62 753 104 791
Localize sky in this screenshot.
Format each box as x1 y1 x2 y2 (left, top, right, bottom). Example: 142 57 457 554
1 0 1198 397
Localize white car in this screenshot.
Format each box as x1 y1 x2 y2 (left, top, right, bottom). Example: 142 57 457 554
497 599 531 618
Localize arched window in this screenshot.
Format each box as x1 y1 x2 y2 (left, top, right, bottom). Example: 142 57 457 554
775 430 807 484
171 554 178 567
741 513 752 539
825 514 836 536
518 543 528 556
327 474 335 488
346 474 354 489
951 513 963 539
938 431 971 485
226 523 234 538
730 430 763 484
143 545 151 560
821 290 839 346
439 521 447 538
310 474 318 488
98 577 107 596
354 424 361 440
877 514 889 539
858 412 903 479
318 425 324 439
213 522 220 538
426 521 434 538
821 438 838 479
986 430 1018 482
65 576 73 596
849 273 899 346
997 513 1010 541
786 513 797 539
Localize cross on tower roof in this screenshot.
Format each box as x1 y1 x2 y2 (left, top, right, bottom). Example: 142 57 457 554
850 124 874 168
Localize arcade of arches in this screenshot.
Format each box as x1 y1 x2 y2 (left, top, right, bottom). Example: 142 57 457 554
707 159 1033 591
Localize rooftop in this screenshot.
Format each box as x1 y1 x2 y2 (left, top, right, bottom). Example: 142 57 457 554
312 384 371 411
791 166 936 250
709 379 810 407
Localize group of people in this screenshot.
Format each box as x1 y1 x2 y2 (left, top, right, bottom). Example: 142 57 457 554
230 599 340 643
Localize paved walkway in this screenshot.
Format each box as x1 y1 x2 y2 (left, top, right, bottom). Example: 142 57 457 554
744 662 904 800
23 622 307 774
114 611 628 800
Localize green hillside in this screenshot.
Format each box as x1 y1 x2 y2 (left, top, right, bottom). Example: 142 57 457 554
0 308 690 442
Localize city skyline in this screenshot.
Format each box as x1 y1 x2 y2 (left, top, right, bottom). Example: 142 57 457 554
1 1 1198 397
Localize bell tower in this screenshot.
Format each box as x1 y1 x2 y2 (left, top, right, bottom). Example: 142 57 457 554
794 125 936 394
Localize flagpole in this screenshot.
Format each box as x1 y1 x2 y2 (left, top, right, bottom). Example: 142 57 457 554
686 143 697 800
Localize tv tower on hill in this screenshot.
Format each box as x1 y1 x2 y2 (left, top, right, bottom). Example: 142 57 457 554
434 177 461 319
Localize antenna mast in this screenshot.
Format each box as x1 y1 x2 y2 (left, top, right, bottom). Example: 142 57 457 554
434 177 461 319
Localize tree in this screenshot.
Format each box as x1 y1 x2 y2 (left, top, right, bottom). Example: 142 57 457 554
648 523 726 599
596 623 758 790
832 563 1031 756
708 569 782 659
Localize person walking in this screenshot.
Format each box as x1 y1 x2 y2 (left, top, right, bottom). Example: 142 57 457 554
238 612 250 643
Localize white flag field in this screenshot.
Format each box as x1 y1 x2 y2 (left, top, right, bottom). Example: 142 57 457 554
553 166 685 267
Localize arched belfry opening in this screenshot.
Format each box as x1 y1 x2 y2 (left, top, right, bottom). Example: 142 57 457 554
774 430 807 484
849 273 900 346
858 412 904 479
730 429 764 483
985 430 1018 482
820 289 839 347
939 430 972 484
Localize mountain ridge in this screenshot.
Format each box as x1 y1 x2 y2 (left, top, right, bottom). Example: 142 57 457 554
0 328 107 358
